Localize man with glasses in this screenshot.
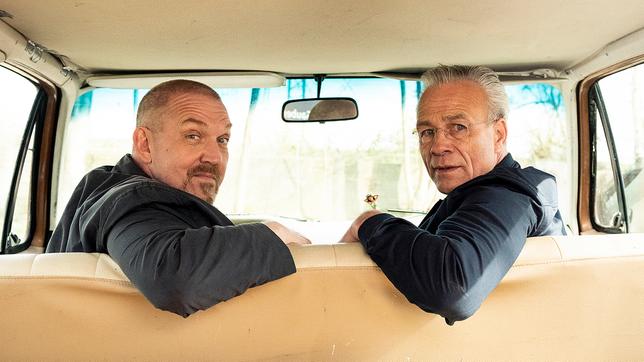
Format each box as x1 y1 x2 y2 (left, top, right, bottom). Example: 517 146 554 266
341 65 566 325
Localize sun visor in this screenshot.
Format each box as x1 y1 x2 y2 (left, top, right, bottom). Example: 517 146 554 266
86 72 285 89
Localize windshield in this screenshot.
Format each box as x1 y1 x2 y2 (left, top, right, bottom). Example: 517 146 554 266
57 78 570 227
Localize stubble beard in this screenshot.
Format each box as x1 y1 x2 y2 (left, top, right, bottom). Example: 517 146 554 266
182 163 222 204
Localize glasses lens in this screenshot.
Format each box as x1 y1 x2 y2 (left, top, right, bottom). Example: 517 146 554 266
451 127 467 140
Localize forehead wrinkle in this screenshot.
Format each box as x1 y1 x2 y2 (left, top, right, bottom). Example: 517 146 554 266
180 118 208 127
442 113 468 122
417 112 468 126
179 118 232 135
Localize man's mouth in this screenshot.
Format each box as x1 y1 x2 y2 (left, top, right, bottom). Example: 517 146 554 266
432 165 460 174
192 172 216 181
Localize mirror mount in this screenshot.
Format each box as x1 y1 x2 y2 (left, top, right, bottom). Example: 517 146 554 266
314 74 326 98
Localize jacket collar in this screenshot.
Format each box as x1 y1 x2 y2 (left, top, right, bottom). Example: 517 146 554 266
112 154 149 178
446 153 519 196
495 153 518 170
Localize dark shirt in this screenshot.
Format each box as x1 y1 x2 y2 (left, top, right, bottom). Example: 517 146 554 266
47 154 295 317
358 154 566 325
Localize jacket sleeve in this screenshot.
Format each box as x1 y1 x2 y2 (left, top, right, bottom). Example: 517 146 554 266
358 186 539 324
93 187 295 317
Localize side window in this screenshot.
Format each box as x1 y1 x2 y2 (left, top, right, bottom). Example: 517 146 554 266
0 66 39 253
506 83 571 224
592 104 621 229
591 63 644 232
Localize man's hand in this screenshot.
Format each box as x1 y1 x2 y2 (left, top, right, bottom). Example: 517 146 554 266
263 221 311 245
339 210 383 243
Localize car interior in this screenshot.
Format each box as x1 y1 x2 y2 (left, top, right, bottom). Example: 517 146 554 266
0 1 643 360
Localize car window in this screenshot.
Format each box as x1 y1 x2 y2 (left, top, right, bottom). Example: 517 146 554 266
56 79 570 231
593 110 621 229
0 65 39 252
592 63 644 232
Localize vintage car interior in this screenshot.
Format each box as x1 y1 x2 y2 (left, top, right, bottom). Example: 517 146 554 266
1 0 643 360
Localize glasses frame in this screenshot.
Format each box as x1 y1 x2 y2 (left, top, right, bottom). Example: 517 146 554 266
413 118 499 145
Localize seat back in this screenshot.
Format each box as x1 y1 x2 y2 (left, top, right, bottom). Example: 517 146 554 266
0 235 643 360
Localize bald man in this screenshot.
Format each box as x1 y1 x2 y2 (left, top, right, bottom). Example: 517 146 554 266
48 80 309 317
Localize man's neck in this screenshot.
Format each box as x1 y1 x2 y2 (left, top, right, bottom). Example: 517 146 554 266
130 153 153 178
496 149 509 165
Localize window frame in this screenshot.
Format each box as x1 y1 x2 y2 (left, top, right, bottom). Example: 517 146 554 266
1 89 42 253
577 56 644 233
0 63 59 253
588 84 628 233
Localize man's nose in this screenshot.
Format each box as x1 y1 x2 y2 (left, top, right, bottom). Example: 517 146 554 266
201 141 223 164
429 129 452 155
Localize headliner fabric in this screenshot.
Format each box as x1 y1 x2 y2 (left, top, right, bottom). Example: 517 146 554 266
1 0 643 74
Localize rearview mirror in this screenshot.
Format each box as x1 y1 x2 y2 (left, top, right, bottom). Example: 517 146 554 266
282 98 358 122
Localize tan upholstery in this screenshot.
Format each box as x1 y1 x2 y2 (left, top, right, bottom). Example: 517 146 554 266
0 235 643 360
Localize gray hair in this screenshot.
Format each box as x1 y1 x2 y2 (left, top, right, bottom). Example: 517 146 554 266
420 65 509 122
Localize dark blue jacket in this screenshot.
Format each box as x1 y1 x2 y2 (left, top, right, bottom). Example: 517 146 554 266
358 154 566 324
47 154 295 317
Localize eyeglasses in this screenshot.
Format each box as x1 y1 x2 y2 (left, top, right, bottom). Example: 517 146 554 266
413 120 495 145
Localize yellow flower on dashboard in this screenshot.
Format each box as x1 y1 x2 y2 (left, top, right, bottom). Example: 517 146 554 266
364 194 379 209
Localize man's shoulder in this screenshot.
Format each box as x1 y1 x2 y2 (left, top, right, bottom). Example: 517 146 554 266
76 154 144 191
76 155 182 203
448 163 565 236
493 162 555 184
488 164 566 236
99 174 229 219
104 176 201 206
456 163 558 207
71 164 215 221
493 164 558 205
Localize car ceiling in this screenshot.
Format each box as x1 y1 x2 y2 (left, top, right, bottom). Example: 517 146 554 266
0 0 643 76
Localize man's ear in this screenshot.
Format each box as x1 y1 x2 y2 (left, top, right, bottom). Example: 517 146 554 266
132 127 153 164
493 118 508 151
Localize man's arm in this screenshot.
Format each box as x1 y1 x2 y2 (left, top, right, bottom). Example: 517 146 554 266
105 206 297 317
345 186 538 324
87 181 304 317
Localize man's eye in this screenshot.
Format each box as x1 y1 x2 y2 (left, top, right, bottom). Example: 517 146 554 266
451 124 467 132
420 129 436 137
186 134 201 142
218 137 230 145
